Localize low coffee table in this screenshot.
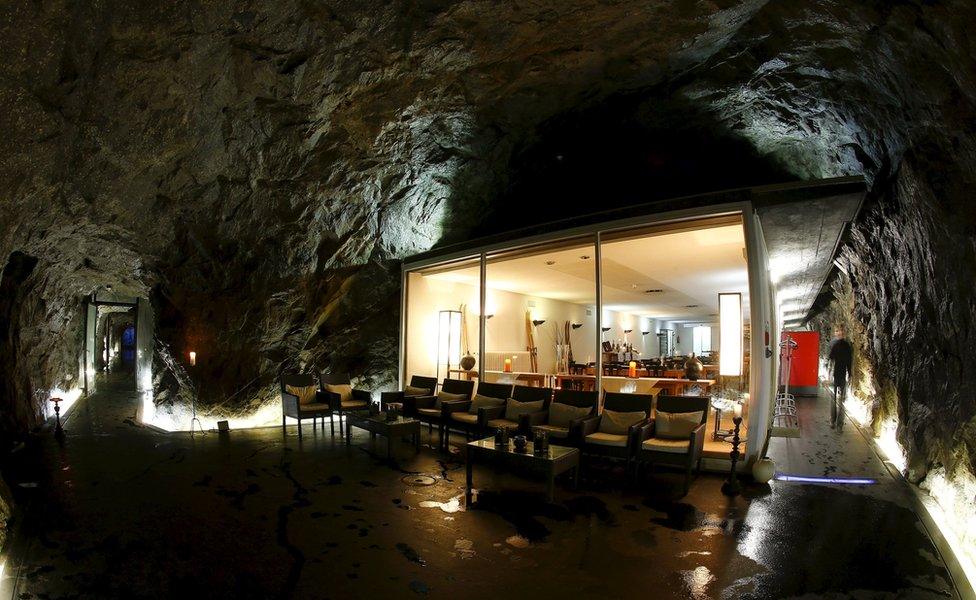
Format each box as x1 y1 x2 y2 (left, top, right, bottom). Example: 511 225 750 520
465 438 580 504
345 413 421 459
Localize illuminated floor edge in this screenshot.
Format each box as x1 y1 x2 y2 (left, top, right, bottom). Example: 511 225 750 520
844 390 976 598
774 473 877 485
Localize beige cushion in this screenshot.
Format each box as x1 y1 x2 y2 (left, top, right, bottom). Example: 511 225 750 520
504 398 544 421
642 437 691 454
451 413 479 424
598 409 646 435
534 424 569 438
405 385 432 397
436 391 467 409
325 383 353 405
417 407 440 417
286 385 318 406
342 400 369 409
585 432 628 447
655 411 704 439
487 418 519 430
298 402 330 412
549 402 591 428
468 394 505 414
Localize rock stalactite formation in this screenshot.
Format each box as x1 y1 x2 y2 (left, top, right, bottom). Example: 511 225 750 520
1 1 974 512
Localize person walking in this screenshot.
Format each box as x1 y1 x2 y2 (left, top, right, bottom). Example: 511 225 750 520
827 326 853 430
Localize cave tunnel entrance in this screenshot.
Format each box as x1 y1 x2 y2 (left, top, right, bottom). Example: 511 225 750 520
82 290 154 399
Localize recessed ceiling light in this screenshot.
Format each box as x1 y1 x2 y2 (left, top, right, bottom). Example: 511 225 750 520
580 255 590 260
545 260 555 265
684 304 700 308
644 289 664 294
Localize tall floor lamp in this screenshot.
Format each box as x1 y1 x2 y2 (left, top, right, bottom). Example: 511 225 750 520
436 310 462 382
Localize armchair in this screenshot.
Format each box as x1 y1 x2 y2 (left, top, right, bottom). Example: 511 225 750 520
637 395 709 496
522 388 598 445
444 381 513 445
381 375 437 413
320 372 373 436
403 378 474 451
281 373 334 439
579 392 654 474
481 385 552 434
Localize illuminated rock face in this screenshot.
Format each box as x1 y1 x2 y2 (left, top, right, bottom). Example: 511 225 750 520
0 1 974 484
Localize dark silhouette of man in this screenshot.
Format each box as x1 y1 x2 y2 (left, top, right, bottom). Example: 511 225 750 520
827 326 853 430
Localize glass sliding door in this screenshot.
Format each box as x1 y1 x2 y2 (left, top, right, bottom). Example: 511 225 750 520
483 237 598 391
403 256 481 387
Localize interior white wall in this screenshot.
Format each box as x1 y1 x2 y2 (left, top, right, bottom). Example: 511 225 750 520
406 273 673 377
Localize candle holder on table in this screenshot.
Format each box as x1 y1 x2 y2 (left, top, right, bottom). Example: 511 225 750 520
721 404 744 496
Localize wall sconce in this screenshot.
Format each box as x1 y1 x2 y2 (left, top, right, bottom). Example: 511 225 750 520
623 329 633 334
485 314 494 320
641 331 650 335
571 323 583 330
532 319 546 327
601 327 611 332
719 292 743 376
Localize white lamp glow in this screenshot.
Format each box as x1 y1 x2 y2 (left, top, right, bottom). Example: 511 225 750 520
719 292 742 376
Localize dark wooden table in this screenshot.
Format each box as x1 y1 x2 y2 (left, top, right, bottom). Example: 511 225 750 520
465 438 580 504
345 413 421 459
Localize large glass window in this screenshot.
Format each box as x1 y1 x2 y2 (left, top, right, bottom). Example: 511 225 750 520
404 256 481 385
483 237 598 390
598 216 751 453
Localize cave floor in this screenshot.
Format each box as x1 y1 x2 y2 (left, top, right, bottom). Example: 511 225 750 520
0 379 960 599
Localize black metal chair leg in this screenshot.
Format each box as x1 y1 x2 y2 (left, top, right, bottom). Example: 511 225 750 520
297 417 302 439
330 414 335 436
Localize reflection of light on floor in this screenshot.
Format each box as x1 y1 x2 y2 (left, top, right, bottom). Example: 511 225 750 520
775 473 876 485
682 565 714 599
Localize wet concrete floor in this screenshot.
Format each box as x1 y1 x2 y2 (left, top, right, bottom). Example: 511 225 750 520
0 376 959 599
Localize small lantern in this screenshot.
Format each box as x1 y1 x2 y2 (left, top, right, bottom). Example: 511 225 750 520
503 358 512 373
628 361 637 378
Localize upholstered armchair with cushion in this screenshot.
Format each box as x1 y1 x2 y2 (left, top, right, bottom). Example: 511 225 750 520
522 389 599 445
403 378 474 450
579 392 654 472
481 385 553 433
444 382 513 445
381 375 438 413
637 395 709 495
319 372 373 436
281 373 334 439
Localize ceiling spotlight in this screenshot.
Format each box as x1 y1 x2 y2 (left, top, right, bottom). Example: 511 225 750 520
532 319 546 327
644 289 663 294
623 329 633 334
545 260 556 265
580 255 590 260
601 327 611 332
571 323 583 329
684 304 700 308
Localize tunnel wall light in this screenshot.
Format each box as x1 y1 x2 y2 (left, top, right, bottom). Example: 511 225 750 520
718 292 742 377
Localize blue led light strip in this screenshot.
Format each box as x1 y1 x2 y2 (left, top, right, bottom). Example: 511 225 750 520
775 473 876 485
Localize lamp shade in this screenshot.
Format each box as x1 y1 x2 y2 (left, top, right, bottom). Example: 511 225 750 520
718 293 742 376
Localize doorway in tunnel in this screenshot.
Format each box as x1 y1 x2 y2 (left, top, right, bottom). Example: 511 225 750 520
82 290 153 397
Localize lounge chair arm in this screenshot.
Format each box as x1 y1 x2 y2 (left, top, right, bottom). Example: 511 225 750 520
628 417 651 453
478 405 506 428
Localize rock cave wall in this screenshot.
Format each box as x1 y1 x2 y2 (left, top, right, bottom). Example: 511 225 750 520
1 0 975 511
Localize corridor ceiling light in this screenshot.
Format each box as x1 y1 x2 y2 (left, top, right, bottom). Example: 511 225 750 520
775 474 876 485
718 293 742 377
189 351 197 367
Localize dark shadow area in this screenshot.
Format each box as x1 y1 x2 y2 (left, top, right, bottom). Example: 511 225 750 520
474 91 794 237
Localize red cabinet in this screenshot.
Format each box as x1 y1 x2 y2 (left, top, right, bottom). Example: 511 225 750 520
781 330 820 395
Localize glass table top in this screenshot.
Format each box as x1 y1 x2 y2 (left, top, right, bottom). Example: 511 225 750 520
467 437 578 460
